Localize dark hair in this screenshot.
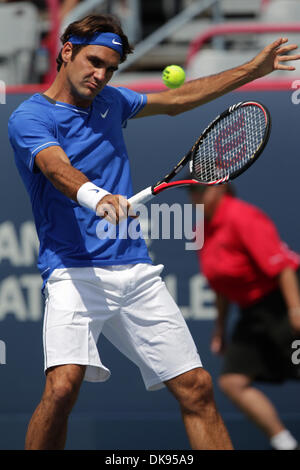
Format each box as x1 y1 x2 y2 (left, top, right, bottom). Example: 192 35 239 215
188 182 236 197
56 14 133 71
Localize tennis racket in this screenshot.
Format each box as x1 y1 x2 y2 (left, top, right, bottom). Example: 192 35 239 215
128 101 271 207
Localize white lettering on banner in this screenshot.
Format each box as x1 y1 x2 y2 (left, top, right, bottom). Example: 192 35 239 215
20 275 43 321
19 222 40 266
0 275 42 321
0 220 215 322
165 274 217 320
0 276 27 321
0 221 39 266
189 274 217 319
0 273 214 322
0 340 6 364
0 222 22 265
0 81 5 105
164 275 177 303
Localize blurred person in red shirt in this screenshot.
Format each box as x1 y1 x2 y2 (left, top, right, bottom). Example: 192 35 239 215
189 183 300 450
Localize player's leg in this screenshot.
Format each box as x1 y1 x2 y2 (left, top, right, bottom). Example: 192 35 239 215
218 373 297 449
102 264 233 450
30 267 116 450
164 368 233 450
25 364 86 450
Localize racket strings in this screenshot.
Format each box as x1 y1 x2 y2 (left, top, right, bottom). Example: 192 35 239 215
192 106 267 183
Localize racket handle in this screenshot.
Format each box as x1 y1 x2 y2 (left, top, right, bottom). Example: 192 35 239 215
128 186 154 206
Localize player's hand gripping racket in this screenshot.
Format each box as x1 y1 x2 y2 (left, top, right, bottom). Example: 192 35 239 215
129 101 270 207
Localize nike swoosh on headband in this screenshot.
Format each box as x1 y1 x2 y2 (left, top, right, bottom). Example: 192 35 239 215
112 38 122 45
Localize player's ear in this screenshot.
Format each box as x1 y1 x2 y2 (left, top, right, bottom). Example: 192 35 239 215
61 42 73 64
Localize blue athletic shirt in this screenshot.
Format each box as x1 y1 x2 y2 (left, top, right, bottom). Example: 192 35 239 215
8 87 152 285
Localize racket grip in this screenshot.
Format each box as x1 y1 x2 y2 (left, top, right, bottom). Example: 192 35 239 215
128 187 154 206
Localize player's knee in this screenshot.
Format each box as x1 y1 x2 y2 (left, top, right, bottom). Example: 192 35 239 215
180 368 215 414
45 376 81 414
218 374 250 395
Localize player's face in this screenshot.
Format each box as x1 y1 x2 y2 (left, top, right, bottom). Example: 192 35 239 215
64 44 120 102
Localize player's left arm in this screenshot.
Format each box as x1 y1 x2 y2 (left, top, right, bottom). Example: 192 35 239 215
136 37 300 118
211 293 230 355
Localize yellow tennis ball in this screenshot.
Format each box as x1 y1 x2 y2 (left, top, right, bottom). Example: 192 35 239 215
162 65 186 89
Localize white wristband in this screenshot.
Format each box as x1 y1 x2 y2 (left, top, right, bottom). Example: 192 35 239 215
77 182 110 212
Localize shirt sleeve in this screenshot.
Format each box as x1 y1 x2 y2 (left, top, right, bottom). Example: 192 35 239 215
232 206 299 278
8 110 60 172
115 87 147 126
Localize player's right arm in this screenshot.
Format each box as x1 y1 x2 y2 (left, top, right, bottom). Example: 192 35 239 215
35 146 89 200
35 146 130 224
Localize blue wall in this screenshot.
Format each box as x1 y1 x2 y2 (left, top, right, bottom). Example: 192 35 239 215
0 89 299 450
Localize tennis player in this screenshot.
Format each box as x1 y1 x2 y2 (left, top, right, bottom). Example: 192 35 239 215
189 184 300 450
8 14 300 450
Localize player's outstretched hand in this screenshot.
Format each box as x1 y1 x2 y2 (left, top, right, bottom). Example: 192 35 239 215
250 37 300 79
96 194 137 224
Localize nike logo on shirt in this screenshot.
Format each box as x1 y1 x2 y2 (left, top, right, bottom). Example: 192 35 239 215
101 108 109 118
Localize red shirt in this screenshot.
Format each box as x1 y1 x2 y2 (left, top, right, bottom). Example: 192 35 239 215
198 195 300 307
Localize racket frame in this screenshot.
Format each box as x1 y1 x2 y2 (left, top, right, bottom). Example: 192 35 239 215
152 101 271 196
128 101 271 206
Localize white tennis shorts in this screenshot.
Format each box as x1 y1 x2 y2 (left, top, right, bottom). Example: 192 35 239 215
43 263 202 391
